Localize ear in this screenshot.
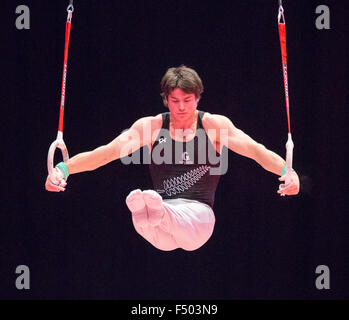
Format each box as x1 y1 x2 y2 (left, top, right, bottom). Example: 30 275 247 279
195 96 201 106
160 93 168 107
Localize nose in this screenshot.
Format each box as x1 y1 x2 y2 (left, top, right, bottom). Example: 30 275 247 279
179 102 185 111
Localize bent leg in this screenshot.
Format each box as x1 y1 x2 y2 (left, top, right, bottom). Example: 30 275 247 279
132 223 179 251
126 189 179 251
126 189 148 228
161 199 216 251
142 190 164 227
126 190 215 251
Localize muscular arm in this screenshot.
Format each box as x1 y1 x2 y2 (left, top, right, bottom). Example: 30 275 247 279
210 114 286 176
66 116 156 175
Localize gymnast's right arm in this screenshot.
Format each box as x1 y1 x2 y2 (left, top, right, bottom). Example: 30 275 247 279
45 116 156 192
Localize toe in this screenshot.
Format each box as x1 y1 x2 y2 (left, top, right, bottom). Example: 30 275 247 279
142 190 163 209
126 189 146 212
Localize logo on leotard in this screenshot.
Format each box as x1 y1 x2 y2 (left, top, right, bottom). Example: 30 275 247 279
180 151 193 164
159 137 167 144
157 165 210 196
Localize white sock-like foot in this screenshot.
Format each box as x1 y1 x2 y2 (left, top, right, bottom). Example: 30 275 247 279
142 190 164 227
126 189 148 228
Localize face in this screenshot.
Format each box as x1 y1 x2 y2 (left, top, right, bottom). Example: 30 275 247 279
166 88 199 122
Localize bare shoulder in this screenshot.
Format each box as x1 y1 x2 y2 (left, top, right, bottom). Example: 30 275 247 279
202 112 232 129
151 113 163 129
131 113 163 132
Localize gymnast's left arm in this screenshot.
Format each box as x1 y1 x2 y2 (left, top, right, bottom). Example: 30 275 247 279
212 114 299 196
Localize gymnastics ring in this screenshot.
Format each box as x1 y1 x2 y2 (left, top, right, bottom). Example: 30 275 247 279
47 132 69 176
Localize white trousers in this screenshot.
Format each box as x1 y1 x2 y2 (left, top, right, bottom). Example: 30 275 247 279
132 198 215 251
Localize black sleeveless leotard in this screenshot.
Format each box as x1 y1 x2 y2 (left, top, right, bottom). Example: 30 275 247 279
148 110 224 208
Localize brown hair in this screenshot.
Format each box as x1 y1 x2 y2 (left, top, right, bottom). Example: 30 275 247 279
160 65 204 106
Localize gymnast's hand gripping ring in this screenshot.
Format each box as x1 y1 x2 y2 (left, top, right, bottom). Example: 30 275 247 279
47 132 69 176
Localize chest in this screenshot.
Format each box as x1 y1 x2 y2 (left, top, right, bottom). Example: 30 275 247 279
149 128 222 155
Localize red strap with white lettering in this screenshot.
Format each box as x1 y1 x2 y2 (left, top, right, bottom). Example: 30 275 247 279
278 3 291 134
58 1 74 133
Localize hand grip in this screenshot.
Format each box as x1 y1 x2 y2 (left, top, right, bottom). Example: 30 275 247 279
280 133 294 191
47 131 69 176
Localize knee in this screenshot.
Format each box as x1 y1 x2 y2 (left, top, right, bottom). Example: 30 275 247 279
176 221 215 251
133 223 179 251
153 242 179 252
132 211 148 228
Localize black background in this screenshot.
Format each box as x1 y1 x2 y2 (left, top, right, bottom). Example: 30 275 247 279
1 0 348 299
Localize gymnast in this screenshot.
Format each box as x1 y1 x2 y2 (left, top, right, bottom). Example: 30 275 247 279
45 65 300 251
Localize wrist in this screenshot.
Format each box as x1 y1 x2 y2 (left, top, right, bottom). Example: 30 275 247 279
281 165 295 176
55 162 70 180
